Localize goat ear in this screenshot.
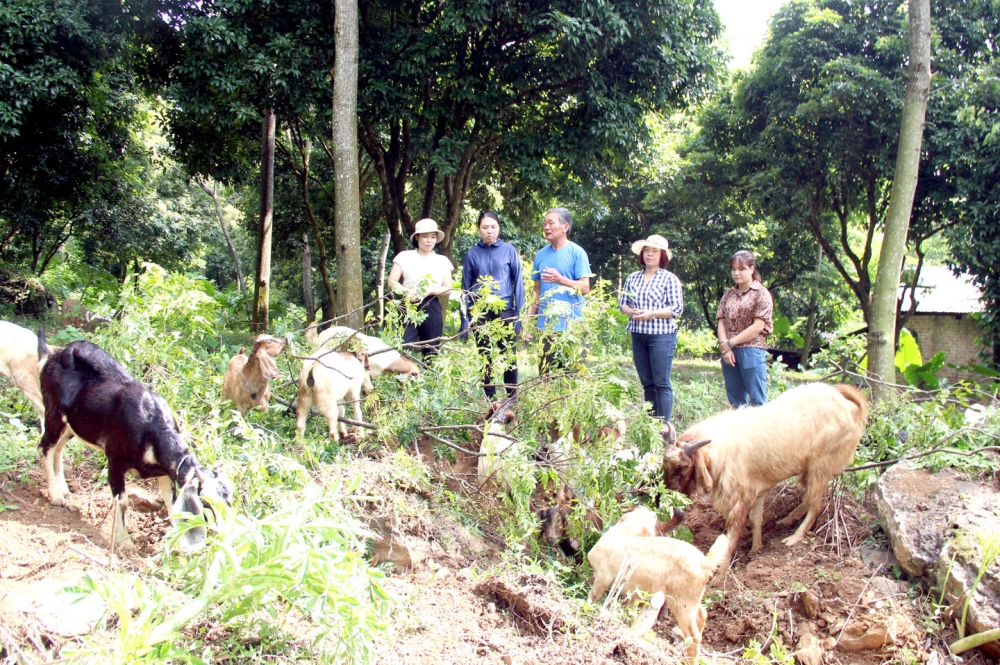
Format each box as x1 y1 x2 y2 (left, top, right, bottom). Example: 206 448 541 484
256 351 281 381
170 477 207 552
693 450 713 497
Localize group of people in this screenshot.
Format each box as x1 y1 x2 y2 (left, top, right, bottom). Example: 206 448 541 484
386 208 774 423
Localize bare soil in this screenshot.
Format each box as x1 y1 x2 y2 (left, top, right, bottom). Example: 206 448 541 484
1 438 989 664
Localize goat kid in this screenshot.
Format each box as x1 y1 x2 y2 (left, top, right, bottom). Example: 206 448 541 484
307 324 421 378
477 398 519 486
221 334 286 415
0 321 46 417
588 508 728 662
38 333 232 552
662 382 868 569
295 347 372 441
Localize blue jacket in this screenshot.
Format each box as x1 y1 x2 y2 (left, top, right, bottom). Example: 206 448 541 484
461 239 524 330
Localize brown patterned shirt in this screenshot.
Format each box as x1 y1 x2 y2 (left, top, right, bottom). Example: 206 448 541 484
716 281 774 349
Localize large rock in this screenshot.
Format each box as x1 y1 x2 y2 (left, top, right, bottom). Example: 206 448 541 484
877 461 1000 658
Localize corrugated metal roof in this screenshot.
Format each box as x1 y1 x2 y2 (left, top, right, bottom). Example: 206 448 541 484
899 266 985 315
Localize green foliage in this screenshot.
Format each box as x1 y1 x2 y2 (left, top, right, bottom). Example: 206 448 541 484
676 326 720 359
67 482 389 664
853 385 1000 492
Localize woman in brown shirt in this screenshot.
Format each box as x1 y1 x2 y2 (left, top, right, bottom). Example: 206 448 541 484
716 250 773 407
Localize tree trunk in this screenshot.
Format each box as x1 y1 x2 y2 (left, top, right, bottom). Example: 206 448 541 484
867 0 931 402
252 108 276 333
800 243 823 369
376 230 390 323
302 231 316 325
332 0 364 329
197 178 249 315
294 137 337 310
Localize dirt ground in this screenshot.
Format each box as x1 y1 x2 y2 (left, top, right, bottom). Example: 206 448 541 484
1 439 993 664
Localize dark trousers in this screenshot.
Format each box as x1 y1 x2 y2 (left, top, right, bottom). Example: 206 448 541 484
403 296 444 358
631 332 677 422
473 309 518 399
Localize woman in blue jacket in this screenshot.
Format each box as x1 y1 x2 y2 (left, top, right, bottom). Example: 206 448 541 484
461 212 524 399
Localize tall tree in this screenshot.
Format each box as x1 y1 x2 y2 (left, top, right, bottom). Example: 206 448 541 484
253 109 276 332
867 0 931 400
332 0 363 328
358 0 723 258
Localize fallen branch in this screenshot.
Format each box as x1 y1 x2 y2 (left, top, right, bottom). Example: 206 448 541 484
846 443 1000 472
949 628 1000 655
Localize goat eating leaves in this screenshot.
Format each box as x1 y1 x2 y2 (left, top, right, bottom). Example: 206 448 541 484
39 331 232 554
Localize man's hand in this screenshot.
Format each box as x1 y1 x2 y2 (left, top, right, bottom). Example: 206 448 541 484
540 267 564 285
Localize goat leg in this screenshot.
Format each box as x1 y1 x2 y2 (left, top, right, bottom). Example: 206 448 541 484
107 462 134 552
749 495 766 553
782 476 827 547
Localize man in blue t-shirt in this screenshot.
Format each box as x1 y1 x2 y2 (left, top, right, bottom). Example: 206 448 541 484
528 207 592 372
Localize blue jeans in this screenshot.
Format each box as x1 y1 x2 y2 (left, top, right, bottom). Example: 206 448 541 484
721 347 769 407
631 332 677 422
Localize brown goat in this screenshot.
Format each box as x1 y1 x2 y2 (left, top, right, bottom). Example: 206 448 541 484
221 334 285 415
588 507 728 662
662 383 868 570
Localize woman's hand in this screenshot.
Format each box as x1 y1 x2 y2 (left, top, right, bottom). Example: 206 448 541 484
722 349 736 367
632 309 655 321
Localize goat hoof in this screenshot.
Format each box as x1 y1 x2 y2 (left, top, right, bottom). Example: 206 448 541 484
782 534 803 547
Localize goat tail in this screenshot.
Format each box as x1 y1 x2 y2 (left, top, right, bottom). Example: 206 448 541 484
834 384 869 426
37 324 51 360
703 534 730 577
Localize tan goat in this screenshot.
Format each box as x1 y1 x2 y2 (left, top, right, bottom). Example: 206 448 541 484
662 382 868 570
307 324 421 378
295 348 372 441
0 321 46 416
588 507 729 662
221 334 285 415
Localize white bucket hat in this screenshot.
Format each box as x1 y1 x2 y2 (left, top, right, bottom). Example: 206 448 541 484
410 218 445 242
631 234 673 261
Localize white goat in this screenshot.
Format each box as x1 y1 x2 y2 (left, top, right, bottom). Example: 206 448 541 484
295 348 372 441
307 324 421 378
0 321 45 416
588 507 729 662
662 382 868 569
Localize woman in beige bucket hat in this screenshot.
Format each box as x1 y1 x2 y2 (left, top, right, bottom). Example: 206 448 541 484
618 235 683 422
388 218 453 358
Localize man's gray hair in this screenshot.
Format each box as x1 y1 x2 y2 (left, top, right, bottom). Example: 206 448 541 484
546 207 572 232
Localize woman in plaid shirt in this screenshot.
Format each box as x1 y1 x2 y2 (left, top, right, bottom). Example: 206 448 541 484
618 235 684 423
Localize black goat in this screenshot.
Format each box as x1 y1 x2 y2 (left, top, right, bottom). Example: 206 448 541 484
38 331 232 553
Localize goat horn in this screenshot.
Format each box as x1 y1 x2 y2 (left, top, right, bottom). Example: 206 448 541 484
681 438 711 455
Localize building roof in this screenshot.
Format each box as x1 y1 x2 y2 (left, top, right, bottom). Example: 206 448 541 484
899 266 985 315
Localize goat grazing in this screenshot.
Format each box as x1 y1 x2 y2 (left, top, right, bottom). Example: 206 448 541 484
308 324 421 378
662 382 868 569
588 508 728 662
541 500 680 561
221 334 286 415
295 348 372 441
38 333 232 553
0 321 46 416
477 399 518 486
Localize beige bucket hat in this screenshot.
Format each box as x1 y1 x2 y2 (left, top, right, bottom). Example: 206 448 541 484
631 234 673 261
410 218 445 242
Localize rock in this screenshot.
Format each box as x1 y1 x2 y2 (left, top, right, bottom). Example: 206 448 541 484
869 576 903 598
877 461 1000 659
793 633 825 665
3 578 106 637
794 589 821 619
836 614 918 652
876 462 978 578
630 591 665 636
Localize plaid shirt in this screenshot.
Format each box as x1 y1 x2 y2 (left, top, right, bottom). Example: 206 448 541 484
618 269 684 335
716 281 774 348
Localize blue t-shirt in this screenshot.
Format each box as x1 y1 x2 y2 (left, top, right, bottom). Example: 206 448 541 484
531 241 593 331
